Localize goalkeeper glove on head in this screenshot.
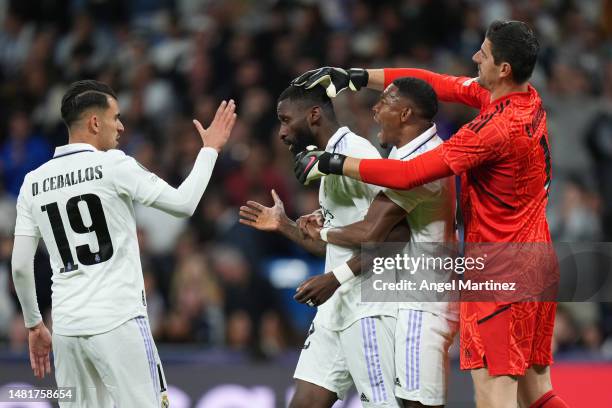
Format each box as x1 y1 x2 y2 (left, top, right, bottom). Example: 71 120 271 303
291 67 369 98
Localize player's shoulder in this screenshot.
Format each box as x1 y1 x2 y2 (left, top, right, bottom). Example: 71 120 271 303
102 149 140 168
340 131 381 159
104 148 128 160
465 99 514 138
22 159 52 184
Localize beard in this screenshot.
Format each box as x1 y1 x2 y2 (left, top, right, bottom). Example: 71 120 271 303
290 124 318 156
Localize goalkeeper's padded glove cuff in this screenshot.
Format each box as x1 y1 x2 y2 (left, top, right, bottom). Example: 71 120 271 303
349 68 369 90
318 152 346 175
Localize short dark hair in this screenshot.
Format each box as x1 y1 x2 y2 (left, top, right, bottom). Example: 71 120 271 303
61 80 117 128
485 20 539 84
278 84 336 119
392 77 438 121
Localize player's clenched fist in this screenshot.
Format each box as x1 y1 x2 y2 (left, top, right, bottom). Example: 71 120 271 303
193 99 237 152
291 67 369 98
294 273 340 307
296 210 324 239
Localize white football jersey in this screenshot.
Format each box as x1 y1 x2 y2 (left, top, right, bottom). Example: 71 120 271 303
383 125 459 321
315 127 397 331
13 143 214 335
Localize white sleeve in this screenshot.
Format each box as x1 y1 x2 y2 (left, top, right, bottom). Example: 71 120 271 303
111 147 218 217
14 175 41 238
11 235 42 328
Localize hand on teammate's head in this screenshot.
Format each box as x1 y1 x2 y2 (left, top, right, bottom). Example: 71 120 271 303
291 67 368 98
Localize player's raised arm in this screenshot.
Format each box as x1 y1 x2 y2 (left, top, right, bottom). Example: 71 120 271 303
239 190 327 257
294 145 454 190
192 99 237 152
292 66 488 108
112 100 236 218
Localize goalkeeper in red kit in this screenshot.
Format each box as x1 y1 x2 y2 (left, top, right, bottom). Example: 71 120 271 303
292 21 568 408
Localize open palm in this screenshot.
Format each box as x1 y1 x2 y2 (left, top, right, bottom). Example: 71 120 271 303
239 190 286 232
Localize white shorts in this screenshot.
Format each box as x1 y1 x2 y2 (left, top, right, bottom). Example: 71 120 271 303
52 316 169 407
394 309 458 406
294 316 400 407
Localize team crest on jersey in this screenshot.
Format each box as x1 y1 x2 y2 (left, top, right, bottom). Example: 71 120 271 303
161 393 169 408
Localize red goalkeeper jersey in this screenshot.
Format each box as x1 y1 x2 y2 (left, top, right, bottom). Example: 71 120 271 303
383 68 552 244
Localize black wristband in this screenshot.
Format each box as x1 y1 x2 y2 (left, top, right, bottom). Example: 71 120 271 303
318 152 346 175
349 68 369 90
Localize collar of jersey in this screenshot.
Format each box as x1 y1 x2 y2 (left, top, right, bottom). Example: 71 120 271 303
391 124 437 160
326 126 351 151
488 83 535 107
53 143 98 158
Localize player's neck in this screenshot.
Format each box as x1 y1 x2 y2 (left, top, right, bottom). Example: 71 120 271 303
489 80 529 102
395 123 432 149
317 121 340 146
68 133 99 150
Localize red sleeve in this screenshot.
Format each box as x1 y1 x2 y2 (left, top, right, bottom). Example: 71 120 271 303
384 68 489 109
359 146 453 190
440 120 509 174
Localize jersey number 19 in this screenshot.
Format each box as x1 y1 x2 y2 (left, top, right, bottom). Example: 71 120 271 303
41 193 114 272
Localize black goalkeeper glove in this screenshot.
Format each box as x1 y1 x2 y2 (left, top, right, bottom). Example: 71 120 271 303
294 147 347 185
291 67 369 98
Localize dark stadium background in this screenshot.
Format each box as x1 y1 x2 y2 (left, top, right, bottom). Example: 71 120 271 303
0 0 610 406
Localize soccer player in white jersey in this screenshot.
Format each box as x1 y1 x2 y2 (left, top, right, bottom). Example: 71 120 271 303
295 77 459 407
11 80 236 407
239 85 406 407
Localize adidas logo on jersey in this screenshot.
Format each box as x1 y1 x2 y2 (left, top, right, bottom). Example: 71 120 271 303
360 393 369 402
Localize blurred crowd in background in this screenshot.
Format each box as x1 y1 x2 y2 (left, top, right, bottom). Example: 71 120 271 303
0 0 611 361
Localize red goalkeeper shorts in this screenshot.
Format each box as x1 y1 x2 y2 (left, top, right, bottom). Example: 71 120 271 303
460 302 556 376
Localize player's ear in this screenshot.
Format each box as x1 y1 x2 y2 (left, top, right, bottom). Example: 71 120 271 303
400 107 411 124
308 106 322 125
87 112 101 134
499 61 512 80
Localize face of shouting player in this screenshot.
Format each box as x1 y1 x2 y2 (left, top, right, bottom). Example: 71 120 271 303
94 97 124 151
473 38 507 91
277 99 318 155
372 84 407 149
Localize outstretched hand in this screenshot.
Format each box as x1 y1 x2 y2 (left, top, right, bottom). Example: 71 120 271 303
239 190 287 232
193 99 237 152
